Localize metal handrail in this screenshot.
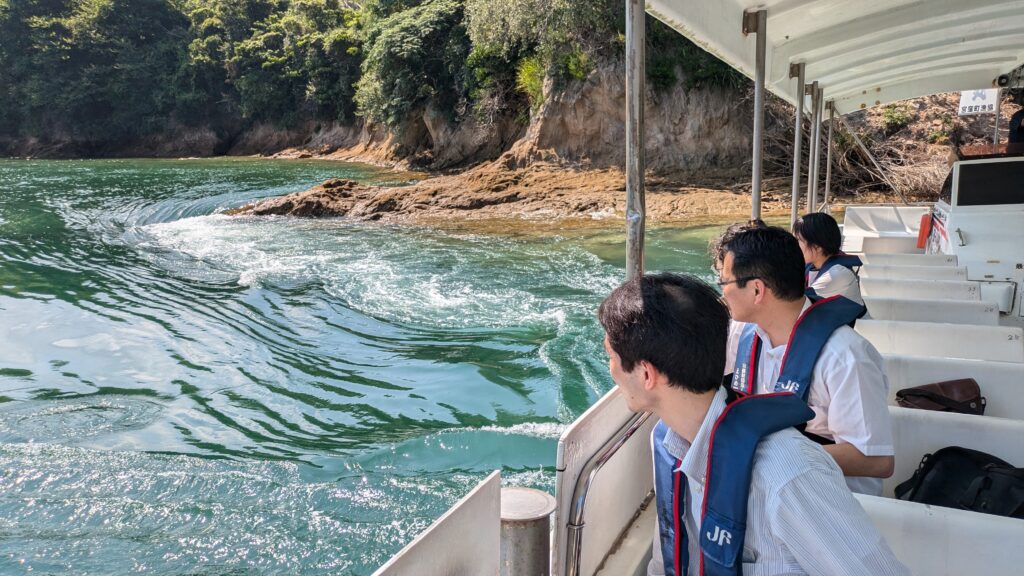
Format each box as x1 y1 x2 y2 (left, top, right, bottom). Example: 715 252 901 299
563 410 653 576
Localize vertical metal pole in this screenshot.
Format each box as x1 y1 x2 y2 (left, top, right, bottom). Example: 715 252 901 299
823 100 835 212
808 85 823 212
994 88 1002 146
744 9 767 221
625 0 645 281
805 82 818 213
789 63 805 229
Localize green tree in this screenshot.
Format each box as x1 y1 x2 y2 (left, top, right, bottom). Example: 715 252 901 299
232 0 361 124
355 0 470 126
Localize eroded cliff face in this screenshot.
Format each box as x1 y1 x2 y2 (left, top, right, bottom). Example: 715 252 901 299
3 57 759 179
510 61 753 176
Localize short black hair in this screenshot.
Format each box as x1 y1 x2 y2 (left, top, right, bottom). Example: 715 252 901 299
793 213 842 256
709 219 768 265
598 273 729 393
717 225 806 301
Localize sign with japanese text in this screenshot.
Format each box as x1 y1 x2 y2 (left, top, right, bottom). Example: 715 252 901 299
958 89 999 115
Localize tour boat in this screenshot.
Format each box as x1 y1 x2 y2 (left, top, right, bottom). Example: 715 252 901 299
373 1 1024 574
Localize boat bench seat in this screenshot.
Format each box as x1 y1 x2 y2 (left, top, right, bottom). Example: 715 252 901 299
859 264 968 281
856 493 1024 575
886 405 1024 498
860 278 981 301
856 320 1024 362
844 235 923 255
884 354 1024 420
864 297 999 325
858 253 958 267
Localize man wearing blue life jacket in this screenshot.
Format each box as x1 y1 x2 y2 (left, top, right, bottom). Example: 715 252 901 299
598 273 906 576
715 225 894 495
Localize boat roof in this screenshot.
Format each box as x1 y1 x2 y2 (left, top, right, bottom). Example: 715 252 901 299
647 0 1024 113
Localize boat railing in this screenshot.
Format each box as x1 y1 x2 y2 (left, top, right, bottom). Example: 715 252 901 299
554 387 658 576
564 410 652 576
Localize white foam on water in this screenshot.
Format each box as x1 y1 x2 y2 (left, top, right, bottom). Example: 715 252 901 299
477 422 566 439
135 215 614 332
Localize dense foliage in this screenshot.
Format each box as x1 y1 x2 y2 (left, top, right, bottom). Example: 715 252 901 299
0 0 743 149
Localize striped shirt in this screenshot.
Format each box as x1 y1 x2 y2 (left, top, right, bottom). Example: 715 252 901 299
649 387 908 576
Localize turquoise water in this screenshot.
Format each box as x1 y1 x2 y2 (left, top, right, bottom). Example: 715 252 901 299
0 158 724 574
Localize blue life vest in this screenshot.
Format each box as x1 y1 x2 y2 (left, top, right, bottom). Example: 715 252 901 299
804 253 862 300
653 390 815 576
730 295 865 400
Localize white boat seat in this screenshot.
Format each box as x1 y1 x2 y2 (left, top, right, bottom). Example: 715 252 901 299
856 320 1024 362
858 253 958 267
844 235 923 255
856 494 1024 576
859 265 967 281
843 206 929 236
863 297 999 325
860 278 981 301
884 355 1024 420
886 406 1024 498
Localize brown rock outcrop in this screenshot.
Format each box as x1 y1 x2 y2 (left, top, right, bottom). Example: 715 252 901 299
229 160 793 223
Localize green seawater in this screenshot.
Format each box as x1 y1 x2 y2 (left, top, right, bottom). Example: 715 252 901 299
0 158 726 574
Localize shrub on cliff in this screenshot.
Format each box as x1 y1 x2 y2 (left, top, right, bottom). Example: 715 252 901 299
232 0 362 125
355 0 471 127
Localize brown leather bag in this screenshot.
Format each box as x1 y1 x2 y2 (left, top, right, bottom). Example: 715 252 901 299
895 378 986 415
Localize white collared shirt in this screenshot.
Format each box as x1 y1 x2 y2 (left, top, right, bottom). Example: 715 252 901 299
649 388 908 576
808 265 864 305
724 299 895 496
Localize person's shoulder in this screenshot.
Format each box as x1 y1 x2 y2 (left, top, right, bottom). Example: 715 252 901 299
824 324 878 358
826 264 858 281
752 428 842 486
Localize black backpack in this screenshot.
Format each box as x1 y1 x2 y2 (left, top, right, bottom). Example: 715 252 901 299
895 446 1024 518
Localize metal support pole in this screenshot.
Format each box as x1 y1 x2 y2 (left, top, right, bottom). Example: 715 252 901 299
822 100 835 212
994 88 1002 146
789 63 805 230
625 0 645 281
804 82 818 214
808 86 824 212
744 9 767 221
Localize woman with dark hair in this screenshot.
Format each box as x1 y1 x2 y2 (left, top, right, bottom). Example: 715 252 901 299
793 213 864 305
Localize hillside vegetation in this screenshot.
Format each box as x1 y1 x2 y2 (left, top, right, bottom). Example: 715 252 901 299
0 0 738 156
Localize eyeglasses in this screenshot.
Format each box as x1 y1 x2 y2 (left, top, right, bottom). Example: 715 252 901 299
716 276 756 287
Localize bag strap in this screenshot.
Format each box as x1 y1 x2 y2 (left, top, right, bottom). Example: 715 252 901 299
895 452 932 500
896 387 986 414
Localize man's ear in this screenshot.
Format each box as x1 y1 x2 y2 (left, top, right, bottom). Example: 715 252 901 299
751 278 767 303
638 360 659 391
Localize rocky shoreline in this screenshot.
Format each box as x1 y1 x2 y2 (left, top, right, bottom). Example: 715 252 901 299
228 153 804 224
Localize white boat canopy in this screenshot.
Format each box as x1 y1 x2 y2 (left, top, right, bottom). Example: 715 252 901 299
646 0 1024 113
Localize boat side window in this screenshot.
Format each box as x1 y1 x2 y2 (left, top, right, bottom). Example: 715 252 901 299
955 161 1024 206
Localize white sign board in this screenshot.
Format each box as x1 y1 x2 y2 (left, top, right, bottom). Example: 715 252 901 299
958 89 999 115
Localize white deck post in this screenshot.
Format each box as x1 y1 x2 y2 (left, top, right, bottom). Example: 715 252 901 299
823 100 835 212
994 88 1002 145
625 0 646 281
789 63 805 229
809 86 824 212
805 81 819 213
744 9 767 221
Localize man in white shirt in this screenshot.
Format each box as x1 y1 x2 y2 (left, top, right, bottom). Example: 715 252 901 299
715 224 894 495
597 273 907 576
